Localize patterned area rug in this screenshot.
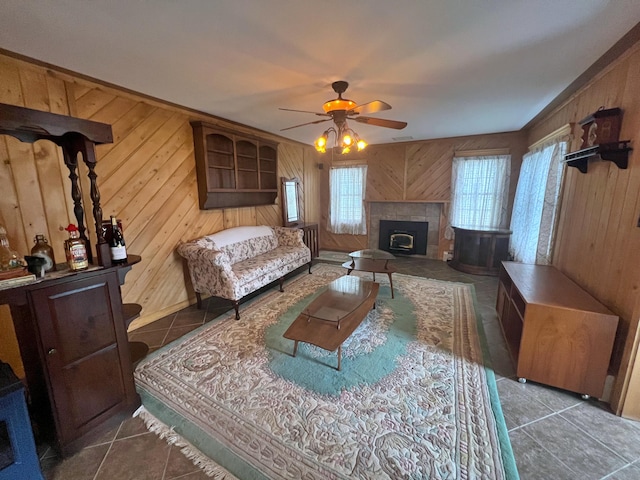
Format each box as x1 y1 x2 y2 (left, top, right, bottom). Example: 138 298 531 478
134 264 518 479
315 250 350 264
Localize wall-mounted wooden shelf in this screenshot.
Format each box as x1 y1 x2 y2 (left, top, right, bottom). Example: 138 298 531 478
564 141 632 173
190 121 278 209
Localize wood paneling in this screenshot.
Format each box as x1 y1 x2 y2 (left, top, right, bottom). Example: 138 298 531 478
0 52 310 355
530 40 640 418
366 145 406 201
303 150 321 224
318 132 527 255
406 141 453 201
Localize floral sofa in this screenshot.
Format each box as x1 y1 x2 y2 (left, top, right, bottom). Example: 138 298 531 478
177 225 311 319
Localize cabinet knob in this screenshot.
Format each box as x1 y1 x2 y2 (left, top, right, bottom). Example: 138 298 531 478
47 348 57 355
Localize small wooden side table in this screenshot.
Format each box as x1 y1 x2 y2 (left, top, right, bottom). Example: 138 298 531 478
342 249 397 298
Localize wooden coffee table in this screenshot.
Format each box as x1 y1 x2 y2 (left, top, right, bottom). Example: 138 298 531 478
283 275 379 371
342 249 397 298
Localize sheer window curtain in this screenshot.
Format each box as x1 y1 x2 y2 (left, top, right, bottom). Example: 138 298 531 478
329 165 368 235
449 155 511 230
509 140 567 264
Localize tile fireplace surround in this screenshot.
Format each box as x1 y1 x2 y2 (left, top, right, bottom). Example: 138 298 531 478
368 202 443 259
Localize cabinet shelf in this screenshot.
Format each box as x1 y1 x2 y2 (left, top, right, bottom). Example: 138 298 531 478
191 121 278 209
122 303 142 329
564 141 632 173
209 188 276 193
208 165 234 170
207 149 233 155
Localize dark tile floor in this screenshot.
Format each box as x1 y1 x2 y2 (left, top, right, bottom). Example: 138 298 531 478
38 254 640 479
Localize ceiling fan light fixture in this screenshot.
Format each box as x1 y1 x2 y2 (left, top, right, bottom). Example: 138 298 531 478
322 98 357 113
280 80 406 153
314 129 331 153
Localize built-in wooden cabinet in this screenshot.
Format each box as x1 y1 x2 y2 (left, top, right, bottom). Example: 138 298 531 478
0 103 143 457
0 259 142 456
496 262 619 399
191 122 278 209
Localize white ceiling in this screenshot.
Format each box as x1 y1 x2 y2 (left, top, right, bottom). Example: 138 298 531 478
1 1 640 146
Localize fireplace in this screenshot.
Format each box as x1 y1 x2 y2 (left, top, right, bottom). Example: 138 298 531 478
390 231 414 253
379 220 428 255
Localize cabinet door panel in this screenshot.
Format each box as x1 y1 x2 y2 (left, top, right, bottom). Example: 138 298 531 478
30 272 133 445
45 283 117 364
63 345 124 429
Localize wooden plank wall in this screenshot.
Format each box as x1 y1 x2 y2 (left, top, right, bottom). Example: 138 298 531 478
0 50 314 372
527 40 640 417
318 132 527 254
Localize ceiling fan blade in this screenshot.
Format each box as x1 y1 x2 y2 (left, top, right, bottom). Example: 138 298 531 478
350 100 392 115
354 116 407 130
280 118 332 131
279 107 328 117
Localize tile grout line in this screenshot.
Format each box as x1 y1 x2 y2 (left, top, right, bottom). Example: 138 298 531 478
518 427 584 477
601 463 636 479
160 441 172 480
558 410 634 465
92 420 124 480
506 402 583 432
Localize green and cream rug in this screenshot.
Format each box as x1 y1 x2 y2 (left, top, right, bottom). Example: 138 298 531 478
134 264 518 479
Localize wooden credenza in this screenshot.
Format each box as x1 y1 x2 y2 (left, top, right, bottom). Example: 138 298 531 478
0 257 142 457
496 261 619 398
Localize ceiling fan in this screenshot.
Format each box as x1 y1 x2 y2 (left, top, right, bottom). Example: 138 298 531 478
279 80 407 153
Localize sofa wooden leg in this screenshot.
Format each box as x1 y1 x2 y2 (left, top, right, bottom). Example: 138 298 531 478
196 292 202 309
279 278 284 292
308 261 312 274
233 301 240 320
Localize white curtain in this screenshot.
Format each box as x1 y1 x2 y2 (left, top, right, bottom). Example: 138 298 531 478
450 155 511 230
509 141 567 264
329 165 368 235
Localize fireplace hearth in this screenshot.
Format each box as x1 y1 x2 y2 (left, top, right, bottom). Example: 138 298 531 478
379 220 428 255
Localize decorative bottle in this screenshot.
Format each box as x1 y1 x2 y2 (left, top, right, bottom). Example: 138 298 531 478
64 224 88 271
109 216 127 264
0 226 22 271
31 234 56 272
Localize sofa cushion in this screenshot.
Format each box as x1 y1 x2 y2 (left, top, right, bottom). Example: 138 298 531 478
232 246 311 295
198 226 277 265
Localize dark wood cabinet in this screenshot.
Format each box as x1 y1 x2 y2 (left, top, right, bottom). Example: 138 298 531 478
450 227 511 276
0 260 141 456
0 104 143 456
29 271 138 452
191 122 278 209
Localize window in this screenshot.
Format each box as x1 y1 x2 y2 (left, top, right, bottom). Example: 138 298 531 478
509 140 567 264
450 155 511 230
329 165 367 235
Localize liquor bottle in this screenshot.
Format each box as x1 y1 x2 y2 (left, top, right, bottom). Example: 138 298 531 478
64 224 88 271
109 216 127 264
31 234 56 272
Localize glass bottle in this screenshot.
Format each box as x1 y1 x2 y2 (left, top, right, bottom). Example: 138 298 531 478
0 226 22 271
109 216 127 264
64 224 88 271
31 234 56 272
